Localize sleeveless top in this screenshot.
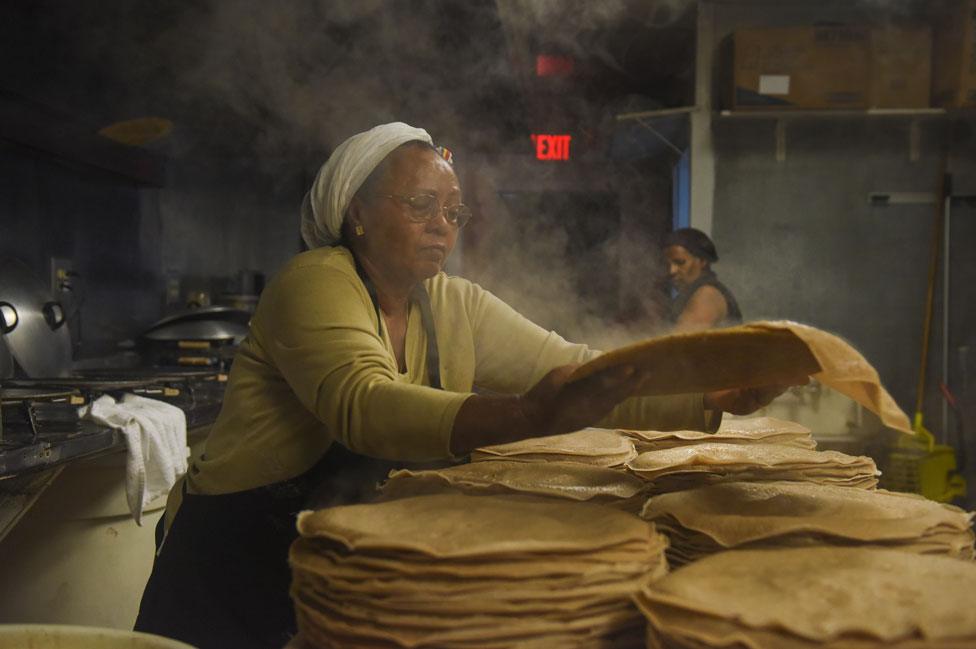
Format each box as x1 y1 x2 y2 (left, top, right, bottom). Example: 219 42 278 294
670 270 743 327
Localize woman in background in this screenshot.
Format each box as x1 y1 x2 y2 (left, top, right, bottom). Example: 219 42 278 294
664 227 742 333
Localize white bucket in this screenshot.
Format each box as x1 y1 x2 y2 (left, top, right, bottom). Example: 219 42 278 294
0 624 197 648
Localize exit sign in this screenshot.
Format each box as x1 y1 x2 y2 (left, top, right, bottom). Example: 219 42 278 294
535 55 575 77
531 134 571 161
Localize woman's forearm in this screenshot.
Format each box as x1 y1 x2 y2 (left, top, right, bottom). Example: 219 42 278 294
449 365 640 457
449 368 802 457
449 393 544 456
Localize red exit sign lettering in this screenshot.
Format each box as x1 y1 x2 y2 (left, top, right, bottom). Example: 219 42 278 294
531 134 571 161
535 55 575 77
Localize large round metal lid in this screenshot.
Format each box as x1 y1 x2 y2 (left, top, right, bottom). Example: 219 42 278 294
147 305 251 330
141 318 249 344
0 257 72 378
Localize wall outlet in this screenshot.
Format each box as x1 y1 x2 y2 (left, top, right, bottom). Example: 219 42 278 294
50 257 74 296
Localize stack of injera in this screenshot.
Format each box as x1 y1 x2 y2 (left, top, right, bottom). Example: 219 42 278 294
626 443 879 494
290 494 668 648
379 460 647 513
635 547 976 648
641 481 975 566
620 416 816 453
472 428 637 468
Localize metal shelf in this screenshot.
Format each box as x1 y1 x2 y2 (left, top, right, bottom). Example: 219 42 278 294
713 108 970 162
615 106 698 122
611 107 697 159
718 108 948 119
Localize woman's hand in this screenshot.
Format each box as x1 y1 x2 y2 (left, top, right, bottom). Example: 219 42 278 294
450 368 809 457
703 377 809 416
450 364 647 456
519 363 644 437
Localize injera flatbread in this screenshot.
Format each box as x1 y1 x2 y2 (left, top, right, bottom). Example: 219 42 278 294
627 443 877 482
641 481 975 560
569 320 911 434
634 547 976 646
471 428 637 467
297 601 646 649
622 416 816 453
294 591 637 645
378 460 646 506
718 415 812 436
290 539 664 587
296 494 656 557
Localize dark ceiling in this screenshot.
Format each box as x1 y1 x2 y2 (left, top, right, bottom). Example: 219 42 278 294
0 0 696 164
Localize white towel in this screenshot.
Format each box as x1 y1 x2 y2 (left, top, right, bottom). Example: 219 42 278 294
81 394 189 525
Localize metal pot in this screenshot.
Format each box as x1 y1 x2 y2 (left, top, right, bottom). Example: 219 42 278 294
216 293 259 314
140 306 250 369
0 257 72 378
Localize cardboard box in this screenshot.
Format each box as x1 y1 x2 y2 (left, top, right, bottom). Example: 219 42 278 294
932 0 976 108
870 24 932 108
728 26 871 110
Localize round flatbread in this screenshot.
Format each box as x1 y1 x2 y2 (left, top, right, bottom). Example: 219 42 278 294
569 324 819 394
641 481 975 556
296 494 657 557
380 460 646 503
635 547 976 645
570 321 911 434
472 428 638 467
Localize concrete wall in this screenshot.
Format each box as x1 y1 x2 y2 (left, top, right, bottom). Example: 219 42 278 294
155 155 304 302
712 118 963 408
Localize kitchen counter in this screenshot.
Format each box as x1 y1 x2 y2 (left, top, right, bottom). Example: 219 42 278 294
0 422 216 629
0 422 213 544
0 466 65 545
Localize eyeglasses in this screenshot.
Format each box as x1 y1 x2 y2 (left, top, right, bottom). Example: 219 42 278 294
374 193 473 228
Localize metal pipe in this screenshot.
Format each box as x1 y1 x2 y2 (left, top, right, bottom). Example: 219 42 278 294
942 191 951 439
635 118 684 157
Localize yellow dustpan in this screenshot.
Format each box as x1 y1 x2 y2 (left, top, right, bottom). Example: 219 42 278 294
882 414 965 502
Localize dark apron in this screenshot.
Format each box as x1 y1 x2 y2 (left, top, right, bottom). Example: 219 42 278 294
670 269 743 326
135 260 445 649
135 444 420 648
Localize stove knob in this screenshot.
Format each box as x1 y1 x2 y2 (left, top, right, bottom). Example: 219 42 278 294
0 302 17 333
43 302 66 330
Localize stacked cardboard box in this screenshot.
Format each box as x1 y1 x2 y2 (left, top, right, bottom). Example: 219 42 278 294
727 24 931 110
872 24 932 108
932 0 976 107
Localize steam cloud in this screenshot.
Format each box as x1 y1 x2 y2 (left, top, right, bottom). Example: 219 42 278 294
138 0 681 348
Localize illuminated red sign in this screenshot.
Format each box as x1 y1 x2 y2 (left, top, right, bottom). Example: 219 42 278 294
531 134 571 161
535 55 575 77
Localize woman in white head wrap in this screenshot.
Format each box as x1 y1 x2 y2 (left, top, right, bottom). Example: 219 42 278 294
299 121 434 249
135 122 794 649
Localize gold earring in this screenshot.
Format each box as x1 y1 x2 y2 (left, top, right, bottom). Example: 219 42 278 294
354 225 365 236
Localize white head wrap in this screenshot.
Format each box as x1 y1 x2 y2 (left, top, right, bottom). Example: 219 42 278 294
300 122 433 249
